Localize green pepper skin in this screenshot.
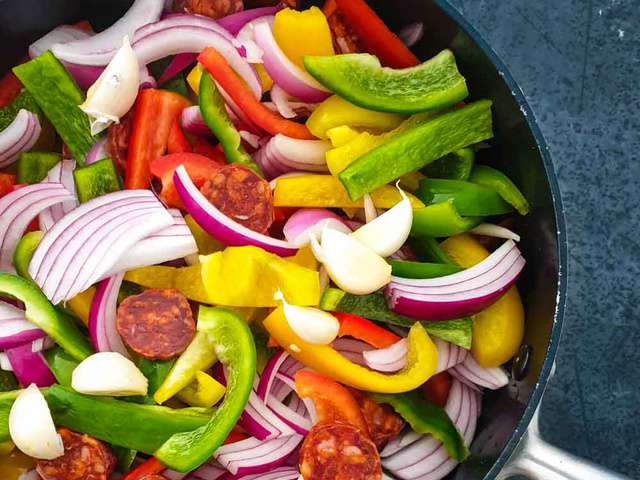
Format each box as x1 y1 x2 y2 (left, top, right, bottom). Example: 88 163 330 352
411 200 482 238
423 148 475 181
0 90 41 131
199 72 262 175
44 347 78 386
13 51 95 163
469 165 530 215
73 158 121 203
17 151 62 184
422 318 472 349
371 391 468 462
155 307 256 472
304 50 468 114
409 237 456 265
416 178 513 216
0 372 18 393
0 273 92 361
390 260 462 279
339 100 494 200
13 230 44 281
136 357 175 399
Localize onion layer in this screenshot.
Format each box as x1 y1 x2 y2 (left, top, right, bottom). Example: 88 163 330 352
450 354 509 390
38 160 78 232
254 134 330 180
0 301 46 350
282 208 351 247
88 273 129 358
214 434 303 476
0 110 42 169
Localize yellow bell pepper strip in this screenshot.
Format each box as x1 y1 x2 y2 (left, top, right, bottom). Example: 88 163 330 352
64 287 96 326
176 371 226 408
200 246 320 307
306 95 404 139
184 214 224 255
440 234 524 367
273 174 424 209
288 245 319 271
254 64 273 92
263 306 438 393
125 265 211 304
187 64 203 94
273 7 335 70
0 449 35 479
339 100 494 200
155 307 256 472
326 125 360 147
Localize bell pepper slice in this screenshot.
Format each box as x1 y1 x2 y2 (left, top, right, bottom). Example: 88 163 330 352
176 370 226 408
273 174 424 209
125 89 191 189
263 306 437 393
122 457 165 480
370 390 468 461
440 234 524 367
326 125 361 147
0 273 92 361
411 200 482 238
416 178 513 216
150 152 225 209
306 95 404 140
0 71 23 108
155 307 256 472
198 71 262 174
421 371 452 408
200 246 320 307
16 151 61 184
0 173 16 198
13 230 44 282
184 214 224 255
390 260 463 279
73 158 121 203
304 50 468 114
167 117 193 154
198 48 315 140
187 64 203 94
423 148 475 181
125 265 212 304
295 370 369 434
65 287 96 326
469 165 530 215
334 312 400 349
273 7 335 69
409 236 455 265
0 90 40 131
333 0 419 68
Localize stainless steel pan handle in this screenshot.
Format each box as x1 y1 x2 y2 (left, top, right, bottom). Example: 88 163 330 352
497 409 632 480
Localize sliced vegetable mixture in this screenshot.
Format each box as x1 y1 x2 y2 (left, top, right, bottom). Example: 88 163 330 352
0 1 528 479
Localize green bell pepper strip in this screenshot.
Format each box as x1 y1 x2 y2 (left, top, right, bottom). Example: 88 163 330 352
17 151 61 184
0 90 41 130
155 306 256 472
320 288 472 349
0 371 17 393
415 178 513 216
73 158 121 203
303 50 468 114
0 273 92 361
371 391 468 462
339 100 494 200
409 236 456 265
161 74 190 98
411 200 482 238
390 260 462 279
423 148 475 180
13 230 44 281
137 357 175 399
469 165 530 215
198 72 262 175
13 51 95 163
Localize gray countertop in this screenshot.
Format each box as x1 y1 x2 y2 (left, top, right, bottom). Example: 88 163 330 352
447 0 640 477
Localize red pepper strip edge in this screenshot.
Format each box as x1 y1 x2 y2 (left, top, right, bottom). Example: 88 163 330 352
334 312 401 349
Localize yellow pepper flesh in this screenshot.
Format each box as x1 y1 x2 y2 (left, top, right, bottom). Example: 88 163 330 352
201 246 320 307
273 175 424 209
176 370 226 408
440 234 525 367
306 95 405 139
264 307 437 393
326 125 361 147
185 214 224 255
272 7 334 70
254 64 273 92
0 448 35 480
125 265 211 304
65 286 96 326
187 64 203 94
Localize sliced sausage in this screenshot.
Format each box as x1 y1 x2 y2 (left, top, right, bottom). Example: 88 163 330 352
200 164 274 233
173 0 243 19
300 423 382 480
116 288 196 360
139 476 169 480
350 389 405 449
106 111 133 175
323 0 362 54
36 428 117 480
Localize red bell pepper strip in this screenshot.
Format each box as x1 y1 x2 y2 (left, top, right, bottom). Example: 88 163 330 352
223 427 250 445
295 370 370 434
167 118 193 154
0 72 23 108
150 152 224 209
334 312 400 349
191 136 226 161
334 0 420 69
198 48 316 140
0 173 16 198
122 456 165 480
421 371 452 408
125 89 191 189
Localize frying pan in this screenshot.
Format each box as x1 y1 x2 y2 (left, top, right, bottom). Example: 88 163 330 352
0 0 630 478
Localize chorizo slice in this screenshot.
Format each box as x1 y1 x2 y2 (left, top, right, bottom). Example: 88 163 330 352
350 389 405 449
36 428 116 480
116 288 196 360
300 423 382 480
199 164 274 234
323 0 362 54
173 0 244 19
139 476 169 480
106 110 133 175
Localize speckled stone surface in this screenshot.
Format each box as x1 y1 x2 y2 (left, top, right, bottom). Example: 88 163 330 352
445 0 640 477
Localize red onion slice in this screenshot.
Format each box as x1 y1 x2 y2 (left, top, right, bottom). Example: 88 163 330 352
0 109 42 169
184 462 227 480
174 165 298 256
39 160 78 232
449 354 509 390
470 222 521 242
5 342 56 387
232 466 301 480
134 14 236 46
398 22 425 48
253 134 330 180
29 25 92 59
240 386 297 440
0 182 75 273
214 434 303 476
85 138 109 165
0 353 12 371
218 6 282 35
0 301 47 350
252 19 330 102
88 273 130 358
158 53 197 84
363 338 408 373
51 0 165 65
282 208 351 247
181 106 212 137
434 338 469 374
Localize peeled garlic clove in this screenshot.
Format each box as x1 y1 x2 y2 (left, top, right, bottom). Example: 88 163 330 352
79 36 140 135
72 352 148 396
318 228 391 295
275 290 339 345
9 384 64 460
351 186 413 257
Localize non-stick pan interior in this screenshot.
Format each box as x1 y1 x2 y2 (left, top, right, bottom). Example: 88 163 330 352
0 1 567 478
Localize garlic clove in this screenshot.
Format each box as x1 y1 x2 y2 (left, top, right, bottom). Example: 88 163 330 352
9 384 64 460
275 291 339 345
79 36 140 136
351 186 413 257
72 351 148 397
